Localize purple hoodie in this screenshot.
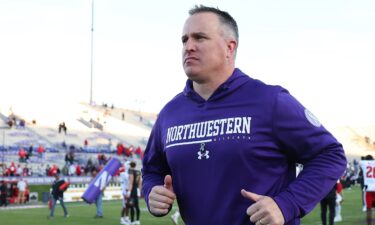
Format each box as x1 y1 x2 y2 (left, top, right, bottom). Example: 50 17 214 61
142 68 346 225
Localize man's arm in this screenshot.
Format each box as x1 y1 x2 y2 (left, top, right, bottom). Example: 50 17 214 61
142 119 175 216
272 91 347 223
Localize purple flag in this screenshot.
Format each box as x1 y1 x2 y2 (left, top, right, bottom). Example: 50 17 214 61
82 158 121 204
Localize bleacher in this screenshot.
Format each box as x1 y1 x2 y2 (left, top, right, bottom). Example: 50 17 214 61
0 102 154 176
329 125 375 161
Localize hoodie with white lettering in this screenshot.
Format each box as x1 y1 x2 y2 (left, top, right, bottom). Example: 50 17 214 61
142 68 346 225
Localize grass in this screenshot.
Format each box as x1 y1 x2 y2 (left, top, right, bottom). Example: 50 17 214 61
0 185 368 225
0 200 183 225
302 184 365 225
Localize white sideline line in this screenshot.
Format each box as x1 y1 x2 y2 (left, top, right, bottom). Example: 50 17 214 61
0 204 46 211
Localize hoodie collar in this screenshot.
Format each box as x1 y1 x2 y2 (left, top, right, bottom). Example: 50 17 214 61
183 68 249 102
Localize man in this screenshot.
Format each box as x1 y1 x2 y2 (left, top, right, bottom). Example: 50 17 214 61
142 5 347 225
334 179 343 222
360 155 375 225
320 183 337 225
16 178 27 204
92 169 104 218
37 145 45 162
48 173 69 219
120 161 131 225
18 147 27 163
0 180 8 207
128 161 142 225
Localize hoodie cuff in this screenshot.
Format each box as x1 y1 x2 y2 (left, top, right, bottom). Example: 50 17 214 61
273 191 300 223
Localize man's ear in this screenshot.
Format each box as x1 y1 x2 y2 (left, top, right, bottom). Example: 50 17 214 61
226 39 237 59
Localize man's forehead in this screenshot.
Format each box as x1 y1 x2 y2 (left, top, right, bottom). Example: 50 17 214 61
182 13 220 35
185 12 219 26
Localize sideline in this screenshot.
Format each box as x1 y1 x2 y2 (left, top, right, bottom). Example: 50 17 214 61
0 203 46 211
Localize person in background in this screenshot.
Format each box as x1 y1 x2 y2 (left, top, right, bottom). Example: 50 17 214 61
37 145 45 161
16 164 22 177
65 151 75 165
92 169 104 218
28 144 33 159
120 161 131 225
18 147 27 163
16 178 27 204
9 162 16 176
0 180 8 207
117 143 125 156
48 173 69 219
58 122 67 134
22 165 30 177
142 5 347 225
128 161 142 225
84 139 89 149
68 164 76 176
359 155 375 225
320 184 337 225
334 179 344 222
359 156 366 211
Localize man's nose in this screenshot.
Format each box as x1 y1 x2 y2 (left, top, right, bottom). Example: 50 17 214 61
184 39 195 52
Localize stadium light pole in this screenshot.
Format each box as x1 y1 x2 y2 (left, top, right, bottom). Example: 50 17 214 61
89 0 95 105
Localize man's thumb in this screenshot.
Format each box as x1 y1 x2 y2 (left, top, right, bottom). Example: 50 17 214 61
164 175 173 191
241 189 262 202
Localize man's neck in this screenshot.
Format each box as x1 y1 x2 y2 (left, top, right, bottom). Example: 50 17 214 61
193 68 234 100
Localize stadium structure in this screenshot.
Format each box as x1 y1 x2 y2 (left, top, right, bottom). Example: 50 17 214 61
0 102 156 205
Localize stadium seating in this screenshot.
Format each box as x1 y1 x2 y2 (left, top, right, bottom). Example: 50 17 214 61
0 103 155 176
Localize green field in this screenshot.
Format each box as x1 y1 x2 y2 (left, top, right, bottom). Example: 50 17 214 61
0 185 368 225
302 185 365 225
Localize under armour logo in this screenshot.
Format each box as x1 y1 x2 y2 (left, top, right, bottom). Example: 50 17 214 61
197 143 210 160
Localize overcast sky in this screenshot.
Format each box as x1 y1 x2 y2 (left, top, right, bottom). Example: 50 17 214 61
0 0 374 126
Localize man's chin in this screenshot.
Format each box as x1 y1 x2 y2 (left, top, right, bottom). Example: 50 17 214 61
184 68 206 83
185 68 199 77
186 76 205 84
186 73 199 81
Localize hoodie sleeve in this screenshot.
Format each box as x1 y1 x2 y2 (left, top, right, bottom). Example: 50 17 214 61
271 90 347 223
141 117 171 215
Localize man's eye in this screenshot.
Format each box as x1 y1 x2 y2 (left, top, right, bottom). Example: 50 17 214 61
196 36 206 41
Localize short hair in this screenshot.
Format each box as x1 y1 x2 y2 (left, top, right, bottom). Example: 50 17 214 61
189 5 239 44
130 161 136 168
